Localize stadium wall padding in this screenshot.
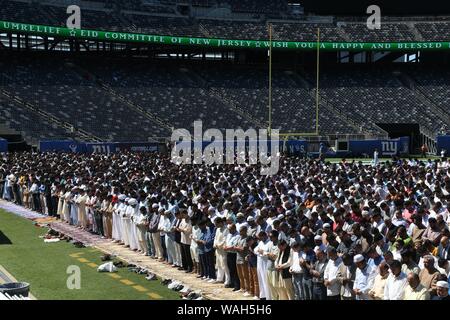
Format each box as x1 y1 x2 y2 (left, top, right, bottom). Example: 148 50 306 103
175 140 283 153
0 138 7 152
40 141 161 153
38 138 408 156
85 142 160 153
39 140 86 153
348 137 409 157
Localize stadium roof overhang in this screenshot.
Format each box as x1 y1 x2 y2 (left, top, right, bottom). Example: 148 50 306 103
1 20 449 52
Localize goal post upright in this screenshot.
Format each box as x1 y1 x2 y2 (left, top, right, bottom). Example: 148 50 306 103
278 27 321 139
268 23 273 136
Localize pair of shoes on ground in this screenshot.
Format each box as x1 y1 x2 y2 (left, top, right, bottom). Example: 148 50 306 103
145 273 157 281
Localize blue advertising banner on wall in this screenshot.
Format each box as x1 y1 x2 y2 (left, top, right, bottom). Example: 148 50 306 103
175 140 281 154
40 141 162 154
86 142 162 154
85 143 116 154
285 140 308 156
349 137 409 157
0 138 7 152
40 140 86 153
115 142 160 152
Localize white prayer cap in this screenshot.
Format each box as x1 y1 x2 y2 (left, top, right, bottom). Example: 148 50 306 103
314 245 325 253
354 254 365 263
237 212 245 218
247 216 255 222
376 246 384 256
151 203 159 209
277 214 284 220
323 223 331 229
118 195 126 201
314 235 322 241
125 197 130 202
436 281 449 289
128 198 137 206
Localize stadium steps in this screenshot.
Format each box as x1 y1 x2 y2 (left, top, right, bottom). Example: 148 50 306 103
0 89 102 144
208 88 268 128
198 23 212 38
290 71 386 136
68 64 174 136
408 22 424 41
98 84 174 134
394 72 450 131
183 68 268 128
335 26 351 42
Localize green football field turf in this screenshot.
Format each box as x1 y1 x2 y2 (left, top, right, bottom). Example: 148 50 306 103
0 209 180 300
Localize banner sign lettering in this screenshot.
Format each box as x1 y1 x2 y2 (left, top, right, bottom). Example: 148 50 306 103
2 20 450 52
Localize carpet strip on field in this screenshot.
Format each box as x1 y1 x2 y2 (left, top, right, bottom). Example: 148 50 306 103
0 200 46 220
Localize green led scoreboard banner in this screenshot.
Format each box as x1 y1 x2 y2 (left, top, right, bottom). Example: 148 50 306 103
1 20 449 51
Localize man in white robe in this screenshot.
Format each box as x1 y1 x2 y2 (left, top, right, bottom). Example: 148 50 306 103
112 195 122 242
136 204 149 254
127 198 139 250
121 198 131 247
71 188 79 226
255 231 271 300
213 217 230 285
63 189 72 224
76 187 88 229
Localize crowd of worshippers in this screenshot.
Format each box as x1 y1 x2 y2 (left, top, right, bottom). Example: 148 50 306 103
1 152 450 300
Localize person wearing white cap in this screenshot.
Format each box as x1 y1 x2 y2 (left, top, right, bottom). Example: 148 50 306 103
213 217 230 286
127 198 140 251
255 231 271 300
76 187 88 229
121 198 131 247
246 216 257 238
432 280 450 300
62 187 72 224
112 195 125 243
235 213 247 232
353 254 377 300
266 230 280 300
